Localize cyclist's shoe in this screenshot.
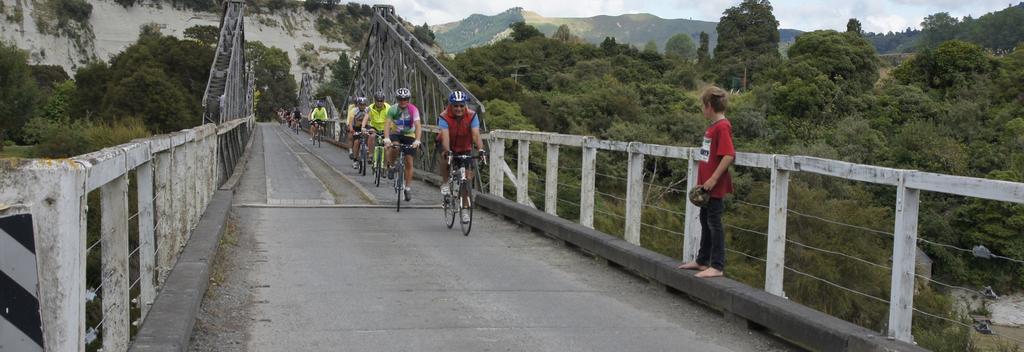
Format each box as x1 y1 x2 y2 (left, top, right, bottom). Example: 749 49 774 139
461 212 471 224
352 161 359 169
440 183 450 195
404 187 412 201
387 167 395 180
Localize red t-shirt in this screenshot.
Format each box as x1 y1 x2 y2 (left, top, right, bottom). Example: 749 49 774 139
697 118 735 198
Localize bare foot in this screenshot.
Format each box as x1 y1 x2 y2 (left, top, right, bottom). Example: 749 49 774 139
677 262 708 270
695 268 724 278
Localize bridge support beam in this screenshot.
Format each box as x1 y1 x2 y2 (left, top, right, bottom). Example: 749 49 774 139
888 172 920 343
580 139 597 228
765 157 790 297
682 153 702 262
623 143 645 245
545 144 559 216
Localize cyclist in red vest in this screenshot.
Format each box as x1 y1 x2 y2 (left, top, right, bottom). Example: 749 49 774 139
438 91 486 221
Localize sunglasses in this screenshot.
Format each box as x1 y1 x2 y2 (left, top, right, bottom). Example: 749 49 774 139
452 104 466 108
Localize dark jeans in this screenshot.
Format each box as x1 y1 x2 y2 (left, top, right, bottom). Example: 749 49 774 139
696 198 726 271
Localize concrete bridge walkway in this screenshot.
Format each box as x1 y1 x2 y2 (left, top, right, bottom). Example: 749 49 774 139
188 123 795 352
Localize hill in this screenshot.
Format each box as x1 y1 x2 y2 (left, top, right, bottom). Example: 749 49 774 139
432 7 803 53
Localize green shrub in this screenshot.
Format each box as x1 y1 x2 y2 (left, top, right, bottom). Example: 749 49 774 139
24 117 150 158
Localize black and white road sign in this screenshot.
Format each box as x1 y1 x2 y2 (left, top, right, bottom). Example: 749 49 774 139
1 213 43 352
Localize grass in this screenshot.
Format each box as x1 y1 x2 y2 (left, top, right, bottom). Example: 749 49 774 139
0 145 35 159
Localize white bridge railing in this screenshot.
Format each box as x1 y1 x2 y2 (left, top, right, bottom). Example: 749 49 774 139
486 129 1024 343
0 117 253 352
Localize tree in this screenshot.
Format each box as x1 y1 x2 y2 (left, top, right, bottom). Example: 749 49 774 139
643 40 658 53
0 41 39 145
412 23 435 46
509 22 543 42
104 65 197 132
713 0 781 89
316 52 353 104
665 33 697 59
893 40 993 90
787 30 879 91
697 31 711 65
184 25 220 47
246 41 298 120
553 24 573 43
920 12 959 48
846 18 863 35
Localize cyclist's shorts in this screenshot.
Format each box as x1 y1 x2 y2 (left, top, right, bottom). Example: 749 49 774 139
352 126 363 134
313 120 327 126
390 134 417 157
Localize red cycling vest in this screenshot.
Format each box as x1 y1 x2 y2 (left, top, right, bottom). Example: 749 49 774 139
439 108 477 153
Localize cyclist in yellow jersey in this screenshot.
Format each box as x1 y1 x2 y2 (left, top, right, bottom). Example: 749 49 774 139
361 90 390 155
309 100 329 141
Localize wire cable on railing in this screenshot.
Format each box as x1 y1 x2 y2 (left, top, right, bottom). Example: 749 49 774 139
643 203 686 216
786 239 892 271
917 238 1024 265
787 207 894 238
784 265 890 304
910 308 1024 346
726 248 767 262
595 190 627 202
914 274 987 296
724 224 769 237
732 199 770 209
641 222 685 236
595 208 626 220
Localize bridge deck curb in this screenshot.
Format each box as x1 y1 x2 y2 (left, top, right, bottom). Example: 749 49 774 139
129 190 234 352
476 193 927 352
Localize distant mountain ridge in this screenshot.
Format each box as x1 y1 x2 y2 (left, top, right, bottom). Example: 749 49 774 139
432 7 803 53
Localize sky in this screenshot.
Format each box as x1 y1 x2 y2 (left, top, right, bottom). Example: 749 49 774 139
368 0 1018 33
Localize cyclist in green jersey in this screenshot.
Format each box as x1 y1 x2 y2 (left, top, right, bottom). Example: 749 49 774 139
309 100 329 141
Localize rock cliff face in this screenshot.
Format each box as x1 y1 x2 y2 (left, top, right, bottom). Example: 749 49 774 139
0 0 350 82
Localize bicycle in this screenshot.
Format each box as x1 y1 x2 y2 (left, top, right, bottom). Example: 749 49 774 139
356 131 369 176
311 121 324 147
441 153 485 236
389 143 418 212
370 131 385 187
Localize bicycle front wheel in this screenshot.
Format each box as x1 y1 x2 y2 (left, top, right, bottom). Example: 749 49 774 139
459 181 473 236
395 162 404 212
443 181 456 228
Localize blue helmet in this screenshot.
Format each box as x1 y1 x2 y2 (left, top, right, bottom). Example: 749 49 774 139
448 90 469 104
316 100 325 107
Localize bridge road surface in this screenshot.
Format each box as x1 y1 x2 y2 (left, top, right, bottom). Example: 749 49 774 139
189 123 796 352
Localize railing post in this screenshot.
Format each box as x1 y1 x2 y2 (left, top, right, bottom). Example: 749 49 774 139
580 138 597 228
888 172 920 343
154 147 173 282
136 160 157 320
765 156 790 297
100 173 130 351
545 143 559 215
517 140 530 205
624 143 645 245
489 137 505 196
682 151 702 262
16 165 87 351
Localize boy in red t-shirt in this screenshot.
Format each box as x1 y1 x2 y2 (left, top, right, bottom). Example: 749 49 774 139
678 86 735 278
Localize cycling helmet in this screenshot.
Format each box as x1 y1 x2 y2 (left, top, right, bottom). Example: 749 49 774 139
316 100 325 108
395 87 412 100
448 90 469 104
355 96 368 104
374 90 386 101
